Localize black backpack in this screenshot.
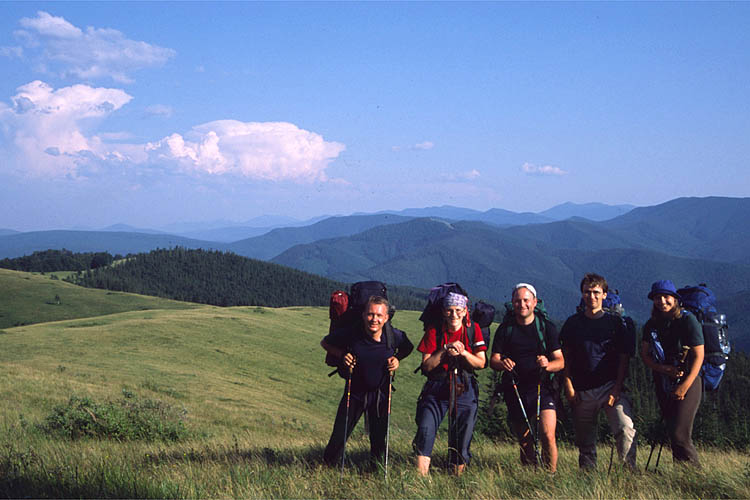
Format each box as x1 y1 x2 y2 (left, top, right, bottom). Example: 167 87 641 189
472 301 496 368
677 284 730 391
324 281 395 369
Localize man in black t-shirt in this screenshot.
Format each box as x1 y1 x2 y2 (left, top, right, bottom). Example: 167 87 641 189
490 283 564 473
320 295 413 466
560 273 636 470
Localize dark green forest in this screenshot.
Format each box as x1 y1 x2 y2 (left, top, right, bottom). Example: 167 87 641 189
63 248 427 311
0 249 118 272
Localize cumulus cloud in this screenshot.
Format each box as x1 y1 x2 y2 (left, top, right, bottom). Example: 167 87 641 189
522 162 568 176
0 80 133 176
146 120 346 182
10 11 175 83
0 81 346 183
440 169 481 182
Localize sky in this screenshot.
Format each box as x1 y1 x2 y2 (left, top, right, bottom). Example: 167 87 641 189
0 2 748 231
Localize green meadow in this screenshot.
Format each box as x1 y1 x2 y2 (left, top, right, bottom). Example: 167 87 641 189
1 269 749 498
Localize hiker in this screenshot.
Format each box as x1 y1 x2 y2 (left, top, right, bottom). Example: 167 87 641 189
559 273 637 470
490 283 564 473
321 295 413 466
640 280 704 467
413 292 487 476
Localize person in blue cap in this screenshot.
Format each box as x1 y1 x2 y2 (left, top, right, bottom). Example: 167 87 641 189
640 279 705 466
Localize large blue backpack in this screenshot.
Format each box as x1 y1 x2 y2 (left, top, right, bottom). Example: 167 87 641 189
677 284 731 391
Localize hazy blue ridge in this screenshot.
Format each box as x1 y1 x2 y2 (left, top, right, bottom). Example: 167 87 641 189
0 229 20 237
227 213 413 260
0 231 228 259
539 201 636 221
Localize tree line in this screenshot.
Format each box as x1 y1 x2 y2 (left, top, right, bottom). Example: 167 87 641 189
63 247 427 311
0 249 118 272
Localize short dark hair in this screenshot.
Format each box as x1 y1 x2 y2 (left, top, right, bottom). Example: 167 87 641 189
580 273 608 294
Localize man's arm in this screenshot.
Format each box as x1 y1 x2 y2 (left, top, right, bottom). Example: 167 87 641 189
321 338 355 369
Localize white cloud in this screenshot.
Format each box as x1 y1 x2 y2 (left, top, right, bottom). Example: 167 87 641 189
392 140 435 152
522 162 568 176
1 81 346 183
413 141 434 150
144 104 173 118
146 120 346 182
440 169 481 182
0 80 133 176
12 11 175 83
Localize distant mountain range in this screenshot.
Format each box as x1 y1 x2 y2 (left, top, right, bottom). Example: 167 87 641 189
2 196 748 350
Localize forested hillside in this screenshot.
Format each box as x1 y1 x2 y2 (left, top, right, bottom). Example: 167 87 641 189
66 248 427 311
0 249 117 272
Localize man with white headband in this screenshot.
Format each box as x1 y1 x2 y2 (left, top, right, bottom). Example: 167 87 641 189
413 289 487 476
490 282 564 473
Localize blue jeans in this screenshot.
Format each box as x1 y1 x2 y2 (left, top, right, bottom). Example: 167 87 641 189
413 375 479 466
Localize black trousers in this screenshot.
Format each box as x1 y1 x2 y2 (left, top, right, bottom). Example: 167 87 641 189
323 386 389 465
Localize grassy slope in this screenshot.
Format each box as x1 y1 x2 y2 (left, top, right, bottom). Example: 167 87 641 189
1 272 748 498
0 268 197 329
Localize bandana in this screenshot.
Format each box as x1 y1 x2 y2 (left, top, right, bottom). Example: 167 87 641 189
443 292 468 309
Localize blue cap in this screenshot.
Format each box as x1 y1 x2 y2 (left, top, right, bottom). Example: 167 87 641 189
648 280 681 301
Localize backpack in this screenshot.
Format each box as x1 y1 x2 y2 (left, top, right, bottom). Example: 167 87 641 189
472 301 496 368
415 282 482 376
325 281 392 368
418 282 469 330
494 298 555 385
677 284 731 391
329 290 349 334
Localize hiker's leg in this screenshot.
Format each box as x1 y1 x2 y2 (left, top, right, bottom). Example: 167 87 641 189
368 390 389 462
323 391 365 466
413 381 447 474
540 408 558 473
669 376 701 466
573 387 601 469
505 388 537 466
605 392 637 469
451 378 479 468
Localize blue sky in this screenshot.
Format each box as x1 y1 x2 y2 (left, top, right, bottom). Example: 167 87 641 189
1 2 748 231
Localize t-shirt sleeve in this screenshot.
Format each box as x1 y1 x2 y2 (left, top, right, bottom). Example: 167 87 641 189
545 320 562 353
490 323 506 355
683 314 705 347
469 323 487 352
417 327 438 354
559 315 574 347
395 329 414 360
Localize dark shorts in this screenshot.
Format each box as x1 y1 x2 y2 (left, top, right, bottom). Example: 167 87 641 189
503 383 557 439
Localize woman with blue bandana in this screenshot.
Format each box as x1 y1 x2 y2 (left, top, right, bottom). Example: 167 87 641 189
413 291 487 476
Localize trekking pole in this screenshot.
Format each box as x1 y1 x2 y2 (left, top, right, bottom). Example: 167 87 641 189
340 365 353 477
384 371 393 478
607 439 615 476
510 371 542 466
448 366 458 470
535 370 543 468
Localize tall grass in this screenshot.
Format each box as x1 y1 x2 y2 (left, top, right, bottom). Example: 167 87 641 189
0 284 748 498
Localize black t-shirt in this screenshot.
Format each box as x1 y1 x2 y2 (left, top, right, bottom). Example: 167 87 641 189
642 311 704 364
492 318 560 389
323 325 410 392
560 312 628 391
